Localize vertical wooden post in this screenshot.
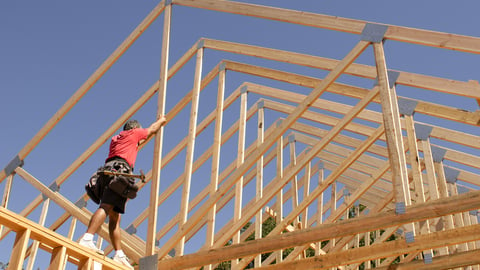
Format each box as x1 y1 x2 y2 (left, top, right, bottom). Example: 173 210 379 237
9 229 31 270
147 1 172 256
177 47 204 256
373 42 414 237
421 137 448 255
49 246 67 270
205 67 226 270
315 163 324 256
289 138 300 228
0 174 13 236
330 181 337 249
27 198 50 270
404 115 433 259
232 88 247 269
275 135 284 264
77 257 93 270
254 103 265 268
302 161 311 229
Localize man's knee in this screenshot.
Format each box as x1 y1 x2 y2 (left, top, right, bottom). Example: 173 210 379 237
99 203 114 214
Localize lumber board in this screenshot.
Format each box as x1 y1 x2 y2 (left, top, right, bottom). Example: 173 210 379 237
175 0 480 53
147 1 172 256
156 190 480 269
204 39 480 100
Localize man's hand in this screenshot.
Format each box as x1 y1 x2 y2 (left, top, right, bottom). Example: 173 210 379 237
147 115 166 136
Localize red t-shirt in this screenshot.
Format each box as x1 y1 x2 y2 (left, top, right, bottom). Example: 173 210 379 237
106 128 149 168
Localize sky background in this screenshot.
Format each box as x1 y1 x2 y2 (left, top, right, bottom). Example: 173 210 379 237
1 0 480 268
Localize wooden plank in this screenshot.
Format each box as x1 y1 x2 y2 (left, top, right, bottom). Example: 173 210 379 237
174 0 480 54
147 1 172 256
316 166 325 256
204 69 225 270
232 88 247 268
254 105 264 268
0 174 13 236
49 246 67 270
260 224 480 270
26 199 50 270
176 47 203 256
275 135 284 264
156 190 480 269
375 249 480 270
0 0 168 183
373 42 411 210
204 39 480 99
9 228 31 270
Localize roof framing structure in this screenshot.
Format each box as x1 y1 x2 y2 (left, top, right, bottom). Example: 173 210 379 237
2 0 480 269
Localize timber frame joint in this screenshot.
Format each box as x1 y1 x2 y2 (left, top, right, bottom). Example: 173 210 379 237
4 155 23 177
42 182 60 201
361 23 388 43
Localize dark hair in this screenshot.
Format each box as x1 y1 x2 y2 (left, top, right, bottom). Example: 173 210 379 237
123 120 142 130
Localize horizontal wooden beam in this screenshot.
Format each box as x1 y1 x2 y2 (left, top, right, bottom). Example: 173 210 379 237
175 0 480 54
156 189 480 269
261 224 480 270
203 39 480 99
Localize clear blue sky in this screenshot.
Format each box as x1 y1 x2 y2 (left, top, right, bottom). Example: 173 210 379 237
1 0 480 267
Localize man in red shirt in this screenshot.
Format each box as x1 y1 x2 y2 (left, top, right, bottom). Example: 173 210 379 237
79 116 166 268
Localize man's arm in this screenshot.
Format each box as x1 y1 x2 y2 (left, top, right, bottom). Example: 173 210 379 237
147 115 167 137
139 116 166 146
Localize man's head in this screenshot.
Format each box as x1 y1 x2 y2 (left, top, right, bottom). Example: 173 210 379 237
123 120 142 130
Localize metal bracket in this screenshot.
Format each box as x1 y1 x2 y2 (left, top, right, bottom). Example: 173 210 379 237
288 134 295 143
431 146 447 163
317 161 324 170
139 254 158 270
240 85 248 94
343 188 350 197
395 228 404 236
164 0 173 6
398 98 418 116
257 100 265 109
276 119 283 127
4 155 24 176
470 210 478 216
75 198 87 209
218 61 226 71
444 167 460 184
43 182 60 201
414 123 433 140
373 70 400 89
126 224 137 235
196 39 205 49
395 202 406 214
405 231 415 243
361 23 388 43
423 252 433 264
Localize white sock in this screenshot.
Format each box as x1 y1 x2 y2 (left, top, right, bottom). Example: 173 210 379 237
82 233 94 241
115 250 125 257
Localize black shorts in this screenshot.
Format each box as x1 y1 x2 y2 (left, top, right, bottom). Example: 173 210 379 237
100 158 131 214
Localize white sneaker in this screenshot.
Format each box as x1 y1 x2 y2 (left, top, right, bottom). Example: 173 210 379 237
113 254 134 269
79 238 104 255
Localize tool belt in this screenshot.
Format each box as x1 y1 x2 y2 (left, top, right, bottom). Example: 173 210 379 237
86 157 139 202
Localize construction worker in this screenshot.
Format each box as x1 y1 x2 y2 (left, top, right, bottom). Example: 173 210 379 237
79 116 166 268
